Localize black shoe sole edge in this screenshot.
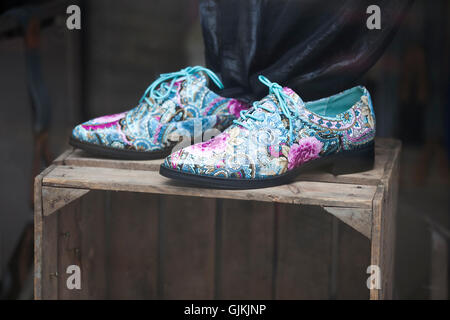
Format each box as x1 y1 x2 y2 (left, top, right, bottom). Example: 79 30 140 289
159 142 375 190
69 137 173 160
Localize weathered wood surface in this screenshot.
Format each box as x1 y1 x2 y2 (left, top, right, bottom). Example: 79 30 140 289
42 186 89 217
159 196 216 299
323 207 372 239
275 204 333 299
335 220 371 299
107 192 159 299
63 149 162 171
58 138 396 186
36 138 401 300
57 197 83 300
41 195 375 300
41 213 59 300
43 167 376 209
38 191 159 300
370 140 400 300
36 187 111 300
34 165 58 300
216 200 275 299
78 191 108 299
52 148 75 165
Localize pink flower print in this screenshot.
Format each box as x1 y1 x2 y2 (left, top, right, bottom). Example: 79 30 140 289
287 136 323 170
269 145 281 158
191 132 230 152
227 99 248 119
169 150 183 169
91 112 126 124
282 87 296 96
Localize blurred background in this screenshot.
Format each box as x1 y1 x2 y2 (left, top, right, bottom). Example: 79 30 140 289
0 0 448 299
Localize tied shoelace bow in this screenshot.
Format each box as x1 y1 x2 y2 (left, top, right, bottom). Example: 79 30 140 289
233 75 303 142
139 66 224 105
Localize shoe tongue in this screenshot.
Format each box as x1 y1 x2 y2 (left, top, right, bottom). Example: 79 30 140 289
281 87 305 111
258 86 305 114
191 71 209 86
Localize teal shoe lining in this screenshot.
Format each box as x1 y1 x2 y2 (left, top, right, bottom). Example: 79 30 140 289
305 86 364 117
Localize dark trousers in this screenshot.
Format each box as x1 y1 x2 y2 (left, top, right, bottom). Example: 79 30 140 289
200 0 412 103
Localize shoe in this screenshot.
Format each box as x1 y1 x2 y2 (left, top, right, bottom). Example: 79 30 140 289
70 66 247 159
160 76 376 189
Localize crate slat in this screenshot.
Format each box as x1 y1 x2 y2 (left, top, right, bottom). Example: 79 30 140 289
42 167 377 209
108 192 159 299
216 200 275 299
275 204 333 299
159 196 216 299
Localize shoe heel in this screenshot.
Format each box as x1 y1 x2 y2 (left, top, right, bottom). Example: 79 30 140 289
329 143 375 175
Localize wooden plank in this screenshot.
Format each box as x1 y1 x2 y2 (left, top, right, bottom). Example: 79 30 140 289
378 140 400 300
43 166 377 209
335 220 371 300
61 138 395 185
57 198 83 300
107 192 159 299
323 207 372 239
42 186 89 217
64 149 162 171
53 191 107 299
378 148 399 300
370 140 401 300
217 200 274 299
41 213 59 300
34 168 45 300
34 165 57 300
78 191 107 299
369 186 384 300
159 196 216 299
275 204 333 299
52 148 75 165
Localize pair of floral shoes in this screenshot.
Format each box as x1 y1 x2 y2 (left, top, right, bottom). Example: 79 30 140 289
70 66 376 189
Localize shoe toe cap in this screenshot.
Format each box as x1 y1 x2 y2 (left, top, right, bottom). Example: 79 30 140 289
71 123 94 143
162 150 183 169
71 112 127 146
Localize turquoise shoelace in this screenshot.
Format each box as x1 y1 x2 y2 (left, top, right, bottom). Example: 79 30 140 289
139 66 224 105
233 75 302 142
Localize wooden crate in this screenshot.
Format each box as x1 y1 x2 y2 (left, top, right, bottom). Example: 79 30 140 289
34 138 400 300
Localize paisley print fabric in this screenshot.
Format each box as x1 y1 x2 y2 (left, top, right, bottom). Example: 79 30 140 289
72 68 248 152
162 82 376 180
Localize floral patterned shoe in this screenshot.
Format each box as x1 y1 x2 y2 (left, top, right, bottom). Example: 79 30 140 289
70 66 247 159
160 76 376 189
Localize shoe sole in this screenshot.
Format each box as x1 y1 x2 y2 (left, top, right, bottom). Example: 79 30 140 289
159 142 375 189
69 137 173 160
